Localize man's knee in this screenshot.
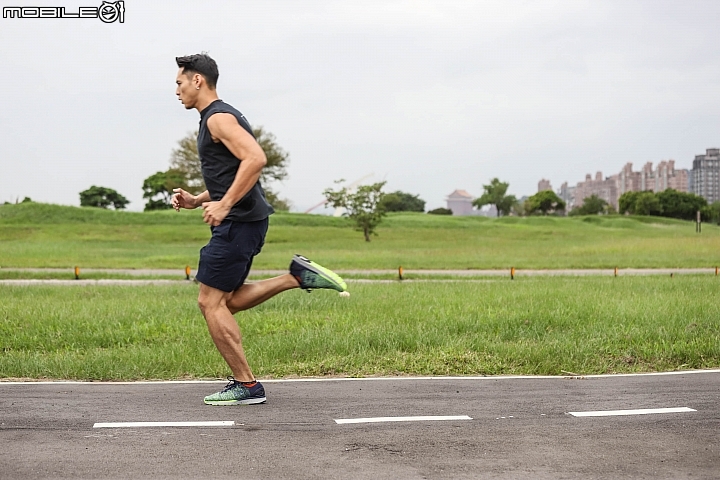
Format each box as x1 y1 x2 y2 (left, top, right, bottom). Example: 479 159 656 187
197 286 228 316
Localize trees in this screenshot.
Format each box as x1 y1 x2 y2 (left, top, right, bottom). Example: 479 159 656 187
79 186 129 210
619 189 706 220
472 178 517 217
708 201 720 224
323 181 387 242
618 190 662 215
656 189 707 220
569 194 608 216
164 126 291 209
253 126 289 187
168 131 204 194
263 190 291 212
142 169 188 211
525 190 566 215
618 191 641 215
634 192 663 216
379 191 425 212
5 197 33 205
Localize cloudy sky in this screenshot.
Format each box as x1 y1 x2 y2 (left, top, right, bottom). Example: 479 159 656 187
1 0 718 212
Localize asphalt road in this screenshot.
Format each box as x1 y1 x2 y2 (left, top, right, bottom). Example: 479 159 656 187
2 371 719 479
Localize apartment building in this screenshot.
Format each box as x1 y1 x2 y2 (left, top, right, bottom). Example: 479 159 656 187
618 160 688 196
558 182 576 210
574 172 619 209
690 148 720 203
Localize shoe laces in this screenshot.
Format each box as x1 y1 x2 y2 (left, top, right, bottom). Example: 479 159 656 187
220 376 240 393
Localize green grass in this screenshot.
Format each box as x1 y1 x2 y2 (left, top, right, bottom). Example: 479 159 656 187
4 203 718 380
1 277 718 380
2 203 720 270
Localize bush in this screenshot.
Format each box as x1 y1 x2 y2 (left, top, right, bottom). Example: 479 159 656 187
379 191 425 212
427 207 452 215
79 186 129 210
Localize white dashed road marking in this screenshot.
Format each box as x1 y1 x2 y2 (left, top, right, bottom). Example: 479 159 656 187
93 421 236 428
568 407 696 417
334 415 473 424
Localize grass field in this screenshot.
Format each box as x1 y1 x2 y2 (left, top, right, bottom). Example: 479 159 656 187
3 203 719 380
1 203 720 270
1 276 718 380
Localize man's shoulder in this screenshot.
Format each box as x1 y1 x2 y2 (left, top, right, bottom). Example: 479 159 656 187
206 102 253 136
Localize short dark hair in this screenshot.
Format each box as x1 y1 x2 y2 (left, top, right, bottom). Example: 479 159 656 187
176 53 219 89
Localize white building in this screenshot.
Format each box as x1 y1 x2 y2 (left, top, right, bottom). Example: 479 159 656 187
445 190 474 215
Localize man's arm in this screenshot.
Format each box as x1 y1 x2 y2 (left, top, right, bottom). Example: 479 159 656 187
201 113 267 226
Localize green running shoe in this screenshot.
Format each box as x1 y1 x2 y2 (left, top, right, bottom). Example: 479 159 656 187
204 377 266 406
290 254 347 293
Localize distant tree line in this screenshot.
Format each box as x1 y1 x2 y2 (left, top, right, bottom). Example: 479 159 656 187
617 189 718 222
470 179 567 217
471 178 720 222
3 196 33 205
75 150 720 227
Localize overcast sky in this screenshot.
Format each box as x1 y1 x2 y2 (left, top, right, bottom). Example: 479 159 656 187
1 0 719 212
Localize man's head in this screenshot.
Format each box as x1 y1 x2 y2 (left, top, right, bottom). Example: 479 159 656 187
175 53 219 110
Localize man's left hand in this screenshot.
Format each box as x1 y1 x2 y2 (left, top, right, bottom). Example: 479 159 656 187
201 201 231 226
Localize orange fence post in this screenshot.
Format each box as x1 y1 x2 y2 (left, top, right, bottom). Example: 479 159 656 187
185 265 191 280
510 267 515 280
398 266 404 281
74 266 80 280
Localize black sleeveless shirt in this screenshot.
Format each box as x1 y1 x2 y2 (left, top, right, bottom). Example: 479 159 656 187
197 100 274 222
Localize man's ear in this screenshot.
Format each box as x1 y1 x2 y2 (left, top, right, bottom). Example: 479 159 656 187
194 73 203 89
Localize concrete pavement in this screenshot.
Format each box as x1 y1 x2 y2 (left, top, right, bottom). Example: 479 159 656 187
2 371 719 479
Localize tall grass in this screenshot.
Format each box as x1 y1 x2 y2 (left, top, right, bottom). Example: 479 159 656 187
1 203 719 269
1 276 718 380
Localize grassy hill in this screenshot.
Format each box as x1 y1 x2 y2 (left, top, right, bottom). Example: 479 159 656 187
1 202 719 269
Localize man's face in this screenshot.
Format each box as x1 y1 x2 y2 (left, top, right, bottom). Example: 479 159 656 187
175 68 198 110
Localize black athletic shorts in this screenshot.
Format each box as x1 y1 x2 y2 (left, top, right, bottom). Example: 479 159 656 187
195 218 269 293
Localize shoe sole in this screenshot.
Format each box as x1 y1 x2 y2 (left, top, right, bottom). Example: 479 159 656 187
204 396 267 406
294 255 347 292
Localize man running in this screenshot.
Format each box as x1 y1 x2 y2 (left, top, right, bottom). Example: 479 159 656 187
172 53 347 406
